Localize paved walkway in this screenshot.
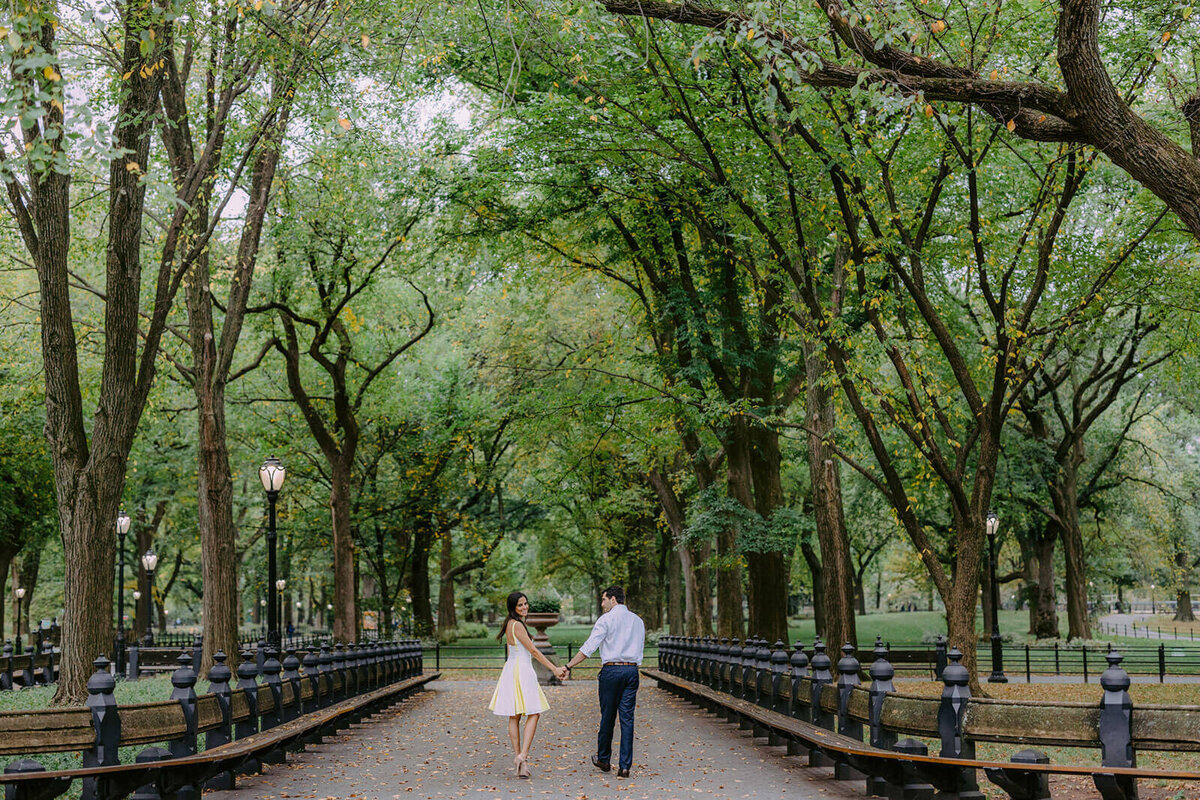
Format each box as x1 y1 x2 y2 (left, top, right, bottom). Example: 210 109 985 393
206 679 863 799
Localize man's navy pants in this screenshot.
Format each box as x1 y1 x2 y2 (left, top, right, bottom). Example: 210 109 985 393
596 664 639 770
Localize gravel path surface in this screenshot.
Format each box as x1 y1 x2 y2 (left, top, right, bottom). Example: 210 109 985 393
204 678 865 799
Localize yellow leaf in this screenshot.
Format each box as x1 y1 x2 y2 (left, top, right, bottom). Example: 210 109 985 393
1006 119 1016 132
1161 31 1171 43
924 104 933 117
43 66 61 81
338 118 352 130
361 33 370 47
989 69 998 80
125 161 140 172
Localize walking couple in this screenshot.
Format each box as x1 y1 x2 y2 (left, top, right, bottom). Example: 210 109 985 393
487 586 645 779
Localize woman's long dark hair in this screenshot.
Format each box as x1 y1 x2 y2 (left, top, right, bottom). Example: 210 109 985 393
496 591 528 642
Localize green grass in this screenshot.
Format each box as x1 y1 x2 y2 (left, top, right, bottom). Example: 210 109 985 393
0 675 174 713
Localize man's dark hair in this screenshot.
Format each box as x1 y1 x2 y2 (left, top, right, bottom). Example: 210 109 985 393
603 585 625 604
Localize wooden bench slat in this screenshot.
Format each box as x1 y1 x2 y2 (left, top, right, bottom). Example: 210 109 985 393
643 669 1200 780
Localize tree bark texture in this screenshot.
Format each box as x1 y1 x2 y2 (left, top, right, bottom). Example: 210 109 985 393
1033 527 1059 639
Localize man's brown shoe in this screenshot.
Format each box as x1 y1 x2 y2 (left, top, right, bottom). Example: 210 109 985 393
591 756 611 772
617 769 630 778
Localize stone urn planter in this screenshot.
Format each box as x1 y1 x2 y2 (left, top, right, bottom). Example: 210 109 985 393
524 612 562 685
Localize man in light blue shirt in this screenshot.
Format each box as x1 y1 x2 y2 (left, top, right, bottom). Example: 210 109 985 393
563 585 646 778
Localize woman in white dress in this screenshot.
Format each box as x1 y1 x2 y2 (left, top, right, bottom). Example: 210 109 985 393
489 592 568 778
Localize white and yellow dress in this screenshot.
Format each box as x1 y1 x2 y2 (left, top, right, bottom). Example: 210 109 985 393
489 637 550 717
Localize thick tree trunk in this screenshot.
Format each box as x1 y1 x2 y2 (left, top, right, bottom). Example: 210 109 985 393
1034 528 1059 639
56 480 121 703
745 424 789 644
329 460 358 642
1175 589 1195 622
193 375 239 668
437 531 457 632
803 335 857 650
1051 443 1090 640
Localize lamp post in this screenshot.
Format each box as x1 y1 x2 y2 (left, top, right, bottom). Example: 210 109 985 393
141 549 158 646
115 510 131 669
276 578 287 644
986 511 1007 683
260 456 286 648
1150 583 1156 615
14 587 25 646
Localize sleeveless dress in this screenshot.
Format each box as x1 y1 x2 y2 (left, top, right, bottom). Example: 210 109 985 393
489 637 550 717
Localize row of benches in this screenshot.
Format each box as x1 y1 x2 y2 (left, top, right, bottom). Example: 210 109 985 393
0 639 430 799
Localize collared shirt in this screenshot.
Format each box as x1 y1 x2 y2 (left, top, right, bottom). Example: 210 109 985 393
579 603 646 665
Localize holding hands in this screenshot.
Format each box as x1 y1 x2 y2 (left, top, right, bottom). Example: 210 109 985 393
556 665 570 681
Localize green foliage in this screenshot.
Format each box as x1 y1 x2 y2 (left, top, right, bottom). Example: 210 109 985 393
526 596 561 614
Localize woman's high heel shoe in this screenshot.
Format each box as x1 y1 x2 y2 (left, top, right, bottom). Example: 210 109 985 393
517 758 531 779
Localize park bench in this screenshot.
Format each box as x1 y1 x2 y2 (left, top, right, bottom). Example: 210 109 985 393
0 639 429 800
0 670 438 800
655 634 1200 799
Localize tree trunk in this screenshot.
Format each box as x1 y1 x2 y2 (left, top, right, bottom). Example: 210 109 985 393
646 469 708 636
410 512 435 636
374 523 394 635
1051 442 1091 640
746 424 789 644
667 544 684 634
1020 535 1038 634
17 551 41 639
0 545 14 641
981 551 995 635
716 523 744 638
1175 589 1195 622
1034 528 1059 639
801 541 825 638
437 531 457 632
192 372 239 668
803 336 857 650
330 459 357 642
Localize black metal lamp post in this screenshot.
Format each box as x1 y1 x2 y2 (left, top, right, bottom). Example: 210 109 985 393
260 456 286 648
276 578 287 645
14 587 25 647
115 510 131 669
141 549 158 646
986 511 1007 682
1150 583 1156 615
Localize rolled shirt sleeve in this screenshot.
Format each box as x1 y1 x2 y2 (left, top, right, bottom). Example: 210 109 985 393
578 613 609 658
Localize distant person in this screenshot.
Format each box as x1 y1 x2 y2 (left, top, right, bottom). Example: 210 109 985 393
562 585 647 779
488 591 567 778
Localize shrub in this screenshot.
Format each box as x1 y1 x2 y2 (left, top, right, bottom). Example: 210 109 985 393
435 622 491 644
527 596 561 614
456 621 489 640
